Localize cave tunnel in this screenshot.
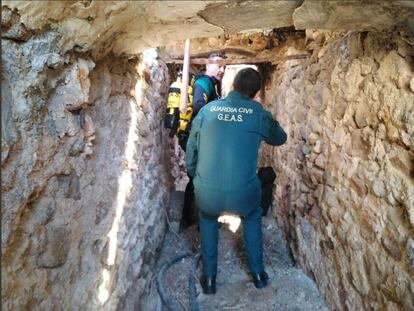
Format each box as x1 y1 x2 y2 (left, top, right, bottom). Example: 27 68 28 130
1 1 414 310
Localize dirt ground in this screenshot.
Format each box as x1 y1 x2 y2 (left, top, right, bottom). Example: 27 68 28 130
150 191 328 311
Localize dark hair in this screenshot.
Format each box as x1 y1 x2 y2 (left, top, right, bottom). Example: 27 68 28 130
233 68 262 98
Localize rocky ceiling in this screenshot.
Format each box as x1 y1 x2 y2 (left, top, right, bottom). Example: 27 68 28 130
2 0 414 59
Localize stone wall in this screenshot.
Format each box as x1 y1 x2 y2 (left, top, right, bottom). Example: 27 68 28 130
263 31 414 310
1 29 171 309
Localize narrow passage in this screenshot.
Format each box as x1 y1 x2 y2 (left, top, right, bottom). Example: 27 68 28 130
152 191 328 311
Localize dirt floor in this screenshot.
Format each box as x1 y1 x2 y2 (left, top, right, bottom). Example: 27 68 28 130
150 191 328 311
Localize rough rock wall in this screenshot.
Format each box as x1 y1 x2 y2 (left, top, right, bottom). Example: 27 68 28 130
2 1 301 58
263 31 414 310
1 29 171 309
4 1 413 58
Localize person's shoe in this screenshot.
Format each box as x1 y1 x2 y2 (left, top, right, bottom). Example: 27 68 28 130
251 271 269 289
200 275 216 295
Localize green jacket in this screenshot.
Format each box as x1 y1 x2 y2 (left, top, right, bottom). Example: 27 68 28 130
185 90 287 216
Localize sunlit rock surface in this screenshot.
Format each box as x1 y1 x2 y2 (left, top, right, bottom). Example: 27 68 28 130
293 0 414 32
262 30 414 311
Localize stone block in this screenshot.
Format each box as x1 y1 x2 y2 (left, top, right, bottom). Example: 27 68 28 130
307 132 319 145
359 57 374 76
330 151 345 174
350 174 367 197
64 58 95 111
344 61 364 101
350 251 370 296
350 129 371 160
324 170 335 187
310 167 324 184
308 65 321 84
332 94 348 120
307 193 315 206
373 141 386 162
37 226 70 268
314 184 324 202
326 200 343 224
354 105 373 129
381 237 402 261
307 151 318 163
386 123 400 143
57 171 81 200
372 180 386 198
364 245 383 288
309 204 321 221
315 154 325 169
83 114 95 138
313 139 322 154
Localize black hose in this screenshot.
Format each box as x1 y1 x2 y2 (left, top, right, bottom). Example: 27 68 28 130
157 208 201 310
156 251 202 311
156 253 193 311
188 255 201 311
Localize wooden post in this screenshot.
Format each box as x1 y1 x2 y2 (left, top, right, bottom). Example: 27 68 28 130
180 39 190 114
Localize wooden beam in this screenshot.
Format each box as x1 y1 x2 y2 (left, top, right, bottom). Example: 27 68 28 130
164 54 309 65
188 46 257 58
169 46 257 59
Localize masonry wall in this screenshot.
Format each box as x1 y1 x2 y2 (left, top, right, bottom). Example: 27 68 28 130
262 31 414 310
1 29 171 309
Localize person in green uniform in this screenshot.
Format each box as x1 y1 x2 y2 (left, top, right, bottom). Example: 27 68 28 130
179 53 226 231
186 68 287 294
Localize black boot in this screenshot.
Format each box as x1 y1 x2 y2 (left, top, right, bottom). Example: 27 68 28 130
200 275 216 295
180 178 196 232
251 271 269 289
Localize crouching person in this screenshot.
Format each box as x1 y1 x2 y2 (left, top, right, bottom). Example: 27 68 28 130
185 68 287 294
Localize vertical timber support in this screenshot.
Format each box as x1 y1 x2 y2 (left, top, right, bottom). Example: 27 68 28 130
180 39 190 114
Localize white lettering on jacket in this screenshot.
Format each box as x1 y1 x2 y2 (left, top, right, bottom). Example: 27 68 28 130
210 106 254 114
217 113 243 122
210 106 238 113
238 107 253 114
211 106 253 122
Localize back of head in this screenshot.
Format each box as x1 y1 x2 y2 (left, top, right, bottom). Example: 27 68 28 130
233 68 262 98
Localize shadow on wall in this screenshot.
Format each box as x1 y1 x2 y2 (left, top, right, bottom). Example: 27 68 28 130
1 40 170 309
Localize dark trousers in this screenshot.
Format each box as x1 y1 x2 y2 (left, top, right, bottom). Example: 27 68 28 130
199 207 264 276
180 177 198 229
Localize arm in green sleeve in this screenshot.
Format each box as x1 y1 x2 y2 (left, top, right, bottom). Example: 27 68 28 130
261 110 287 146
185 114 202 177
